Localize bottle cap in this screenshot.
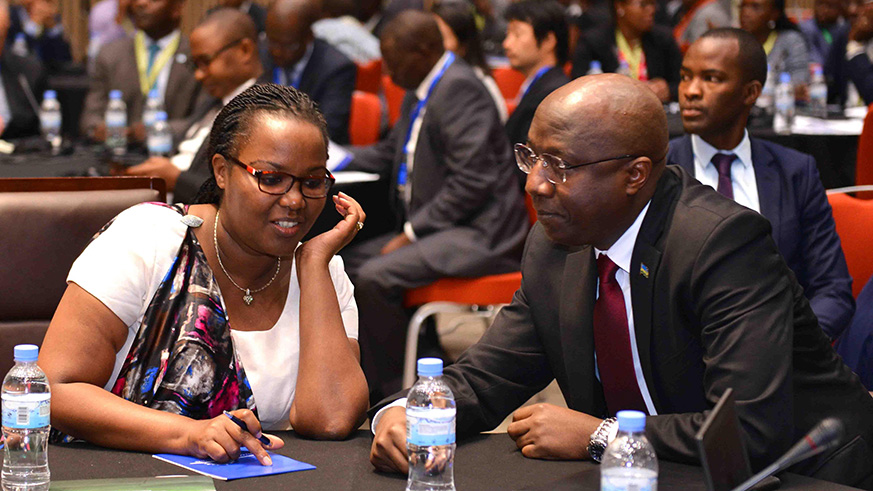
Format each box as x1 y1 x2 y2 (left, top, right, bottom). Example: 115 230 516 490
779 72 791 84
44 90 57 100
14 344 38 362
15 33 24 40
417 357 443 377
149 88 159 99
109 90 123 100
616 410 646 432
590 60 601 70
155 111 168 121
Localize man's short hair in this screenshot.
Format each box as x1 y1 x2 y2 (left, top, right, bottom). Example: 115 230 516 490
198 7 258 43
699 28 767 85
505 0 569 65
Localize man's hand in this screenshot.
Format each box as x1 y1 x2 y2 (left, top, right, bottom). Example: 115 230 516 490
129 122 147 143
646 79 670 103
380 233 412 255
370 406 408 473
125 157 181 191
506 403 602 460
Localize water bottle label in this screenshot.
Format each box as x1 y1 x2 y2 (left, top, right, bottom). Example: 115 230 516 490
40 114 61 129
106 113 126 127
148 135 173 155
407 407 455 446
601 470 657 491
2 394 50 429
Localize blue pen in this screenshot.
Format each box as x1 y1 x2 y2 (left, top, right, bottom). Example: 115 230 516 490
223 410 271 446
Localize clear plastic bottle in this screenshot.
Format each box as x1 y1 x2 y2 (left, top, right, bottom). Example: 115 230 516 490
809 64 828 119
11 34 27 57
38 90 61 154
757 64 775 114
147 111 172 157
406 358 456 491
105 90 127 157
617 60 631 77
774 72 795 135
601 410 658 491
588 60 603 76
2 345 51 491
142 89 161 132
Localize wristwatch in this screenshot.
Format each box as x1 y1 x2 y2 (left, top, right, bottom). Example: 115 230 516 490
587 417 618 463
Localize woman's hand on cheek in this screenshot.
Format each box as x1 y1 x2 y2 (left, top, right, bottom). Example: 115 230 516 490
296 192 366 266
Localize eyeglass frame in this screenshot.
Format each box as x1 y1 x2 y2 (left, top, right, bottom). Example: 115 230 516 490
189 37 245 72
514 143 642 184
222 154 336 198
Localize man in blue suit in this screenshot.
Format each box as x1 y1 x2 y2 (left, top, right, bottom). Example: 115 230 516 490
668 28 854 339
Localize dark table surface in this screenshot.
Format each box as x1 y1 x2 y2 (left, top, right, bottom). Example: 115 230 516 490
47 430 859 490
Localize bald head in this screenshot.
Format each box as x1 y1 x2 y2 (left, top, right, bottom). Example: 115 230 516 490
269 0 320 27
381 10 444 56
198 7 257 45
266 0 318 68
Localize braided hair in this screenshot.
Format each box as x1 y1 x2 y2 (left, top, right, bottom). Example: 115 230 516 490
193 83 329 204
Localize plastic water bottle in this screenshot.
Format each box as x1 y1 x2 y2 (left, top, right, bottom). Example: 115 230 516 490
38 91 61 154
773 72 795 134
1 345 51 491
406 358 456 491
11 34 27 57
617 60 631 77
147 111 172 157
757 64 775 114
809 64 828 119
142 89 161 131
588 60 603 75
601 411 658 491
105 90 127 156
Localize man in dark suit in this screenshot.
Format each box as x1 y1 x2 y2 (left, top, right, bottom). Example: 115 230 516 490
6 0 71 70
0 1 44 140
668 28 854 339
80 0 201 144
124 8 263 204
341 11 528 402
503 0 570 148
261 0 355 144
368 74 873 488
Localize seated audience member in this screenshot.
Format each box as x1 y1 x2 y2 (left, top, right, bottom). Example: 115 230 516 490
432 1 508 123
87 0 133 65
125 8 263 205
740 0 811 87
368 74 873 488
213 0 266 34
6 0 71 69
340 11 528 402
836 275 873 391
669 28 854 339
799 0 847 66
571 0 682 102
371 0 425 37
673 0 731 51
40 84 369 459
503 0 570 147
263 0 356 145
829 2 873 105
80 0 201 144
312 0 381 64
0 0 44 140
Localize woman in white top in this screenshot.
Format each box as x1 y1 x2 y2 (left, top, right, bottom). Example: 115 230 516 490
39 84 369 465
433 2 509 123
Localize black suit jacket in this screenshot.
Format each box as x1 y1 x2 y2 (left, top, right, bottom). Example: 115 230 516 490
371 165 873 486
172 96 225 205
260 39 356 144
571 25 682 100
668 135 855 338
348 57 528 277
0 49 45 140
504 66 569 146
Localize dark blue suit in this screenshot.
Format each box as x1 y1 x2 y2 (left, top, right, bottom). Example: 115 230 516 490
836 276 873 390
668 135 854 339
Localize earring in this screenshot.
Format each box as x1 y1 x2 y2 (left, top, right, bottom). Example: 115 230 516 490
618 8 625 16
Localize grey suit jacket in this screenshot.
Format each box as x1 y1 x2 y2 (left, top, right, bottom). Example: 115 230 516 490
80 35 201 138
348 58 528 276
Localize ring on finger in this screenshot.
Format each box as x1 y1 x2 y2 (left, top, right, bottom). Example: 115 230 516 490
356 221 364 231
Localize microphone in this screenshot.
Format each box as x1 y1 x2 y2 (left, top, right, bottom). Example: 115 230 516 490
732 418 845 491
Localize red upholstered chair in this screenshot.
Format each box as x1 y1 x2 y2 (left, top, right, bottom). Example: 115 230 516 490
826 186 873 297
382 75 406 127
400 196 537 387
355 59 383 94
855 105 873 199
492 66 525 101
349 91 382 146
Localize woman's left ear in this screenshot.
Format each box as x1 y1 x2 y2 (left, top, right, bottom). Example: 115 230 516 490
213 154 228 190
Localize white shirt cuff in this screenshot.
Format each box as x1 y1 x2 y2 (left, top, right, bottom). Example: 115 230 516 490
403 222 417 241
847 40 866 60
370 398 407 435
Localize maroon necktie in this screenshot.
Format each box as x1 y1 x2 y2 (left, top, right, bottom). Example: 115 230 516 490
592 254 648 415
712 153 736 200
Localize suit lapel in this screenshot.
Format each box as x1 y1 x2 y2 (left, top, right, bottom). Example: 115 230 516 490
165 37 190 115
751 138 782 241
671 135 695 175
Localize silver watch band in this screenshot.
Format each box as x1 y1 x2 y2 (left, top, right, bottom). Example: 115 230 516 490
587 417 618 463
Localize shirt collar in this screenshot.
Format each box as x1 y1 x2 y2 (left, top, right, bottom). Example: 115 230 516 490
690 130 753 171
223 78 257 106
239 1 253 14
594 200 652 274
143 29 180 49
415 51 450 100
289 41 315 78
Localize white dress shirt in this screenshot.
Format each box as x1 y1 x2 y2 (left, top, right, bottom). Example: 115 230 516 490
691 131 760 213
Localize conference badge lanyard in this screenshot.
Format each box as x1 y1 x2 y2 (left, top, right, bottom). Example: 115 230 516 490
762 31 777 56
516 65 552 104
273 67 302 89
615 30 648 81
135 31 180 97
398 52 455 200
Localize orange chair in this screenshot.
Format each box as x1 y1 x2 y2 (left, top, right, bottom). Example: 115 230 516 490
355 59 382 94
400 196 537 387
856 105 873 199
827 186 873 297
382 74 406 127
349 91 382 146
492 66 526 101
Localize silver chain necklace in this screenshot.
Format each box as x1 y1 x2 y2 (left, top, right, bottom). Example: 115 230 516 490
213 210 281 305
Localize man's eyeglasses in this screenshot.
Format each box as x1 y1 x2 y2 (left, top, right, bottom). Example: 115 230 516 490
189 38 244 72
514 143 640 184
223 155 335 198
